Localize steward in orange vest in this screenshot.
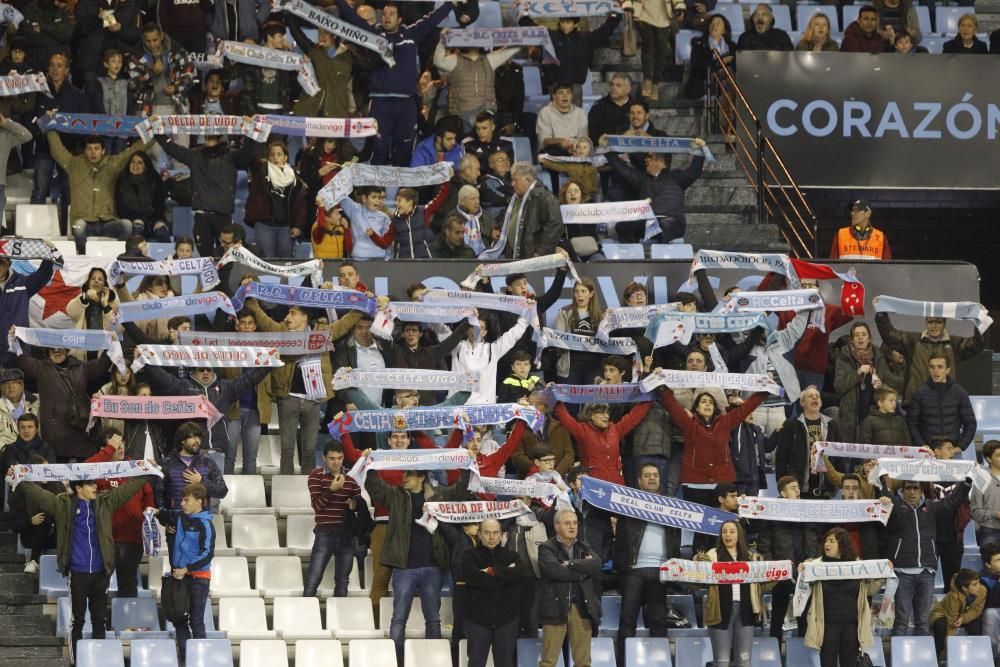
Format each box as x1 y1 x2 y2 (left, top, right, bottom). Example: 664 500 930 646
829 199 891 260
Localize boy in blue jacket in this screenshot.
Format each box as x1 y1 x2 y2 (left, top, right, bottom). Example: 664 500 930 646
158 482 215 660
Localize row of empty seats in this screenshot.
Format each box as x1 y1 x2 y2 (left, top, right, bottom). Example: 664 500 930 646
72 635 997 667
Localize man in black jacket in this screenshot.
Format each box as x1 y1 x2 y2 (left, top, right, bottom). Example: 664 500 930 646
887 475 972 636
611 464 679 667
773 387 840 498
538 509 603 667
463 518 530 667
605 138 706 242
499 162 565 259
525 14 621 105
906 354 977 450
587 74 634 146
736 4 794 51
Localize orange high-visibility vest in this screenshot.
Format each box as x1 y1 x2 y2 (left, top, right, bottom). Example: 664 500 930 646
837 227 885 260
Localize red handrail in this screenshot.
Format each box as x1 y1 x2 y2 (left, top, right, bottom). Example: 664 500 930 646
706 52 818 258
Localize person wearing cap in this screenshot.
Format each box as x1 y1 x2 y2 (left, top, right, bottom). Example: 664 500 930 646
18 468 154 660
829 199 892 260
0 368 39 451
604 136 706 243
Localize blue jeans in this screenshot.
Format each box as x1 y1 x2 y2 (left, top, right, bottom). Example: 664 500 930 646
225 407 262 475
390 566 442 659
303 527 355 598
30 150 69 234
709 601 754 667
175 577 210 658
254 223 293 258
369 96 419 166
71 218 132 254
893 570 935 635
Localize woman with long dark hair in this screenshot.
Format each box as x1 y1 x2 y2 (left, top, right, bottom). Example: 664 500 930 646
65 267 116 333
802 527 885 667
834 321 884 443
245 140 310 258
696 520 767 667
554 278 606 385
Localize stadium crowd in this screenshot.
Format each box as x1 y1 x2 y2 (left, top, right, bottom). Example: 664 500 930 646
0 1 997 667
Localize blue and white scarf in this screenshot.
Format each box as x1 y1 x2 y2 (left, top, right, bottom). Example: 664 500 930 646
6 460 162 489
142 508 161 557
111 257 220 291
732 289 823 313
111 292 236 327
523 0 622 17
346 448 484 491
602 135 716 162
0 237 64 264
417 499 535 533
329 403 544 437
873 295 993 334
540 383 653 406
640 368 782 395
460 252 580 290
276 0 396 66
738 496 894 526
135 115 272 143
443 26 560 64
37 113 144 137
216 246 324 286
332 368 480 393
371 302 480 341
869 458 992 493
560 200 659 241
690 249 798 288
0 72 48 97
254 115 379 138
131 344 283 372
317 162 454 209
421 289 539 333
540 327 640 370
11 327 127 374
219 40 320 96
596 304 679 342
644 312 771 348
231 282 376 316
581 476 737 535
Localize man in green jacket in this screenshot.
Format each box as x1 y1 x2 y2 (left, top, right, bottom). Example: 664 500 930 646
363 451 472 662
46 128 153 254
20 472 154 659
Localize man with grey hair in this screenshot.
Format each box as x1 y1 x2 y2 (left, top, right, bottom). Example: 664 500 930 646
736 4 794 50
456 184 495 255
588 73 634 145
773 385 839 496
487 162 564 259
538 509 602 667
462 518 530 667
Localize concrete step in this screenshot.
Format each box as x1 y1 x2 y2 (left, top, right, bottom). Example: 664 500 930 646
687 185 757 209
0 613 54 637
0 659 66 667
0 573 37 595
0 637 65 660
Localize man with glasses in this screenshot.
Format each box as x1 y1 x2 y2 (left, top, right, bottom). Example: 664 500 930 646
538 509 603 667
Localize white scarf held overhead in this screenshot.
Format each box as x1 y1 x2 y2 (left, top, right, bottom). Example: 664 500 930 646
219 40 320 96
130 344 283 372
738 496 894 526
331 367 481 393
460 252 581 290
811 441 933 473
416 500 536 533
640 368 782 396
216 245 324 285
346 448 484 492
868 457 991 493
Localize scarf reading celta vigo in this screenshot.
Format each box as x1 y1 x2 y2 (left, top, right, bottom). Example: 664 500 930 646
559 200 659 242
640 368 782 396
87 395 225 430
6 460 162 489
580 477 737 535
811 441 932 473
216 245 324 285
328 403 545 438
0 73 49 97
442 27 560 64
178 330 334 354
219 40 320 96
110 292 236 328
331 368 480 393
738 496 894 526
0 237 63 264
873 294 993 334
275 0 396 66
371 302 480 342
523 0 622 17
230 282 377 316
601 135 716 162
130 344 283 373
459 252 580 290
317 162 454 209
792 559 896 618
868 457 992 493
644 312 772 349
659 558 794 585
416 500 536 533
345 448 484 491
254 115 379 138
135 115 272 143
10 327 127 375
110 257 220 291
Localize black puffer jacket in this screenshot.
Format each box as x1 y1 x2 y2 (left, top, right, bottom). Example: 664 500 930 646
537 536 603 626
858 407 912 446
606 153 705 235
906 377 977 450
886 481 971 569
155 137 253 216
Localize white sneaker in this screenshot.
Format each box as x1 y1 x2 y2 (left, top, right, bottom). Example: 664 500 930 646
23 560 39 574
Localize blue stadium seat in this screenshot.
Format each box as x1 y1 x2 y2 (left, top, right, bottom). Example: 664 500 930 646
57 596 92 639
510 137 533 165
770 5 793 32
518 638 565 666
842 4 861 29
599 596 621 637
171 206 194 239
39 554 68 599
751 637 781 667
935 7 968 36
675 30 700 65
111 597 170 639
796 4 840 32
946 635 994 667
146 243 175 260
715 4 746 35
786 637 821 667
590 637 616 667
675 636 713 667
602 243 645 260
472 1 502 28
650 243 695 260
971 396 1000 439
915 5 932 35
625 638 672 667
185 639 235 667
867 633 888 666
961 552 983 572
131 638 180 667
891 636 937 667
76 639 124 667
668 594 706 638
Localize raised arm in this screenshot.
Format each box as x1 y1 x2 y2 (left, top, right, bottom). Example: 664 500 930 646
614 401 654 438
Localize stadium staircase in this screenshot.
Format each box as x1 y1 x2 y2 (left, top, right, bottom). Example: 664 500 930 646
0 531 63 666
591 48 790 255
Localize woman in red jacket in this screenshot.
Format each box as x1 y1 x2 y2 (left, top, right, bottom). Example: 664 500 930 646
660 387 768 507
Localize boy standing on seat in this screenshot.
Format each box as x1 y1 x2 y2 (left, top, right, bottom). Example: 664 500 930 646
157 482 215 661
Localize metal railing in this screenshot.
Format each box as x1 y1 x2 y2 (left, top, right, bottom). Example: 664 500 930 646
704 52 818 258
